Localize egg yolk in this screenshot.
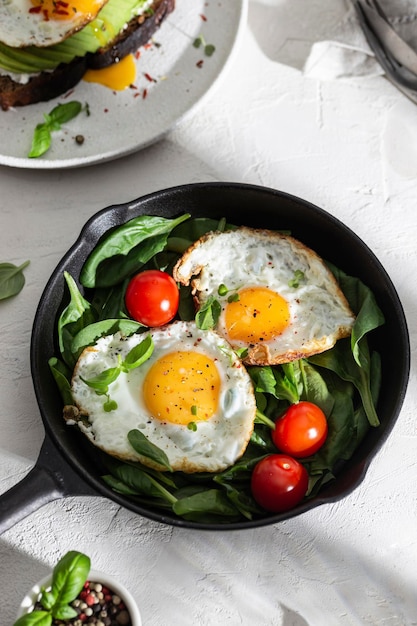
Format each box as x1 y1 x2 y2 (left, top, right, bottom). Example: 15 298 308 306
143 351 221 425
225 286 290 343
29 0 102 20
83 54 136 91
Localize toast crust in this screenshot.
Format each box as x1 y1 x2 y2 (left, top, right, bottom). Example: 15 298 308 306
0 0 175 110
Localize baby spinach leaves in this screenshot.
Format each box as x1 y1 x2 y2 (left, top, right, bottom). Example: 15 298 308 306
128 429 172 471
80 213 191 289
195 295 221 330
0 260 30 300
14 551 90 626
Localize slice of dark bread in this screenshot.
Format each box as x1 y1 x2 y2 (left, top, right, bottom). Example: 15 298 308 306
0 0 175 110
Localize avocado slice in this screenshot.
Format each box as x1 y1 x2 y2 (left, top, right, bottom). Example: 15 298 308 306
0 0 152 74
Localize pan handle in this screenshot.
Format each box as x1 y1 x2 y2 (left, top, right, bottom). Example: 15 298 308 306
0 433 96 535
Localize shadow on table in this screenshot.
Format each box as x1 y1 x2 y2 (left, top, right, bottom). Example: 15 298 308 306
248 0 350 70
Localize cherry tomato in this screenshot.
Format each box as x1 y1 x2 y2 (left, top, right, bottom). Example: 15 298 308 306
125 269 179 327
272 401 328 458
251 454 309 513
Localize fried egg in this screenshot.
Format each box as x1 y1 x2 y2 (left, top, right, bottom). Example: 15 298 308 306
70 321 257 473
0 0 108 48
173 227 355 365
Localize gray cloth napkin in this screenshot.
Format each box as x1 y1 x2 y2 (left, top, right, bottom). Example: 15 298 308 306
303 1 417 81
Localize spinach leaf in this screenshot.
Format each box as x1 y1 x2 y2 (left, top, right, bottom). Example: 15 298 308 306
128 429 172 471
173 488 239 517
333 268 385 366
309 339 380 427
71 318 143 359
298 360 335 416
80 214 191 288
48 357 73 405
0 260 30 300
105 459 177 504
57 272 96 368
195 295 222 330
248 363 300 405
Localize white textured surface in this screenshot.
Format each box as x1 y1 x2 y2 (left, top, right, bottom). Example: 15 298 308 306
1 1 417 624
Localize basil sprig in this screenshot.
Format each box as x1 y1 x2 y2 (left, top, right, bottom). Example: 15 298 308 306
14 551 90 626
81 334 154 411
28 101 86 159
0 261 29 300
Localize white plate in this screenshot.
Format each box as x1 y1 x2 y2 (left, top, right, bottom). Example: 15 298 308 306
0 0 247 169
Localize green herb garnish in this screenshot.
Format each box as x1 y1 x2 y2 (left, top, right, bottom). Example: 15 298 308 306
28 101 85 158
0 261 29 300
14 551 90 626
193 35 216 56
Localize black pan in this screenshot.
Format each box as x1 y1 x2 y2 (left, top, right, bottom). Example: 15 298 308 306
0 182 410 533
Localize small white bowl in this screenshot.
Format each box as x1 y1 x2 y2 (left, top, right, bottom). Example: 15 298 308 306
16 568 142 625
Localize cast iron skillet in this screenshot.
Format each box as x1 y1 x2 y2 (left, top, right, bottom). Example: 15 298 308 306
0 182 410 533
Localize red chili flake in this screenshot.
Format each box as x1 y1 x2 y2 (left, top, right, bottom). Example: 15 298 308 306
64 89 75 98
103 108 109 113
144 72 156 82
196 60 204 68
54 9 70 15
142 88 148 99
28 6 42 13
135 50 141 59
134 92 141 98
200 13 207 21
43 9 50 20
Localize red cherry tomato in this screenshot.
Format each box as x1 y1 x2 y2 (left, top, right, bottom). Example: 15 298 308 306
272 401 328 458
251 454 309 513
125 269 179 327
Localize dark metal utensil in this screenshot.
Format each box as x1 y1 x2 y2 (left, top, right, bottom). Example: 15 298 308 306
355 0 417 102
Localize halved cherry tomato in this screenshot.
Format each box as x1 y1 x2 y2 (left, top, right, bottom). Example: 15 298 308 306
251 454 309 513
272 401 328 458
125 269 179 327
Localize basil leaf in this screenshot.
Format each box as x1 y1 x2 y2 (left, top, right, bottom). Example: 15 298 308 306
81 359 122 394
122 335 154 371
50 551 90 608
51 605 78 620
14 611 52 626
128 429 172 471
28 124 52 158
80 214 191 288
0 260 29 300
49 101 82 125
28 102 83 158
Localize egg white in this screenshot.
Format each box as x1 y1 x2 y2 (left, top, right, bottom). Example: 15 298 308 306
70 321 257 473
0 0 107 48
174 227 356 365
